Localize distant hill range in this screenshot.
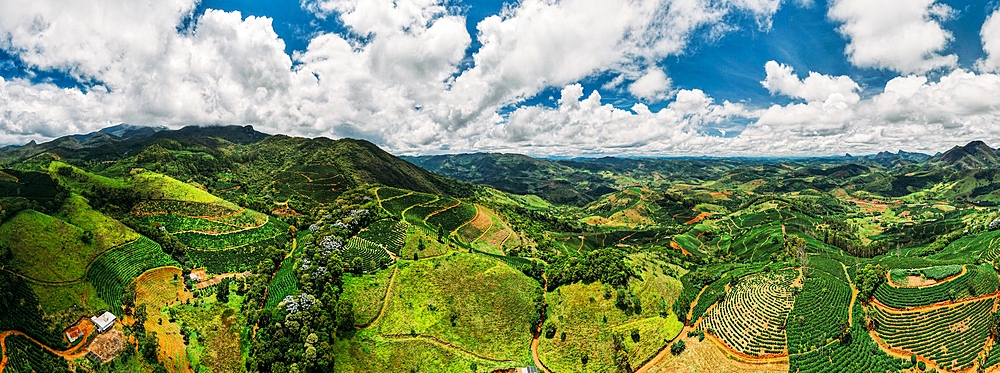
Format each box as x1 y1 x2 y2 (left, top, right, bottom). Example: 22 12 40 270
5 124 1000 204
925 141 1000 170
0 124 267 164
0 124 466 200
403 153 745 205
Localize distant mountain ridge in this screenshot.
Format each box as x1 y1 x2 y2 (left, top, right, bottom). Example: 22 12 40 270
0 124 269 165
0 124 472 202
926 141 1000 170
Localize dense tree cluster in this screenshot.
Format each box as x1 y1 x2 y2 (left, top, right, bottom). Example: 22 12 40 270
546 248 635 289
127 219 189 264
856 264 886 302
248 189 388 373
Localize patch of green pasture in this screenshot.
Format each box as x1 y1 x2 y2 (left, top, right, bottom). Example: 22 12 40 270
376 253 538 363
57 194 140 248
29 281 108 321
0 209 100 282
342 269 396 324
48 161 126 192
400 225 454 260
331 332 521 373
538 281 683 373
130 171 233 205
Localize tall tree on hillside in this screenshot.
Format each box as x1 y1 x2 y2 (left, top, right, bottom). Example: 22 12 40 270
141 332 159 364
217 278 231 303
856 264 886 302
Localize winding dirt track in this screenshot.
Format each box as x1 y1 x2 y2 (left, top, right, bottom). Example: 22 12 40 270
0 329 92 373
355 266 400 329
383 334 513 362
530 272 553 373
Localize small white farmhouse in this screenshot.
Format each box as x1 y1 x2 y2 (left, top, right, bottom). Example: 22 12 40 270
90 312 117 333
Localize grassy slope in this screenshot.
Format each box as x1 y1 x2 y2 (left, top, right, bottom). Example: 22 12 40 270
374 253 538 363
48 161 126 192
57 194 140 248
399 225 454 260
331 336 517 373
341 269 396 324
539 268 685 372
0 185 140 278
0 210 95 282
131 171 236 206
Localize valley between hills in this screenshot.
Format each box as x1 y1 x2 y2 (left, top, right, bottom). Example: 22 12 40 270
3 125 1000 373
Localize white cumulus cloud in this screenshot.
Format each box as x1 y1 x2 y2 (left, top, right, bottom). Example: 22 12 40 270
977 7 1000 73
628 69 672 101
3 0 1000 158
828 0 957 74
761 61 860 103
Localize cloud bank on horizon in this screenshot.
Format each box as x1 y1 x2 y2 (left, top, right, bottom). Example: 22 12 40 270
0 0 999 157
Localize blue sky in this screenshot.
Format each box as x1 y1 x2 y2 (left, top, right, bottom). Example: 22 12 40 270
0 0 999 157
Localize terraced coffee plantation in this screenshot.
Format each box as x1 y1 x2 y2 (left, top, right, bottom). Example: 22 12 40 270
343 236 392 272
355 219 407 255
785 272 852 354
86 237 178 312
697 270 798 357
872 264 999 309
264 255 298 309
374 187 483 248
871 296 997 371
271 164 350 206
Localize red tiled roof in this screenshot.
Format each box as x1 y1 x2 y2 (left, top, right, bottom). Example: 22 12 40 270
66 326 84 339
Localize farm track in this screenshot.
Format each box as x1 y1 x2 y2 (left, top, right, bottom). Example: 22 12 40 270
398 195 439 218
170 215 271 235
703 332 792 363
670 240 692 256
375 188 414 212
632 326 788 373
383 334 512 362
530 272 553 373
841 262 859 329
687 282 712 322
471 206 495 243
421 203 462 227
631 326 683 373
498 230 512 255
0 237 142 285
0 329 92 373
355 266 399 329
451 205 482 245
869 289 1000 313
193 271 252 290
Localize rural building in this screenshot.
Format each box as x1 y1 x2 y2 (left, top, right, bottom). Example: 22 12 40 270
516 368 538 373
91 312 116 333
65 326 85 343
